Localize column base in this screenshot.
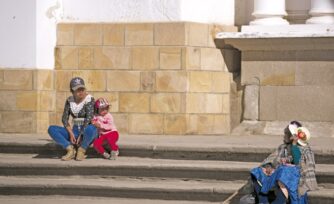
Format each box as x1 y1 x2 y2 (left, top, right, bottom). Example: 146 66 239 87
250 17 289 25
286 10 309 24
306 15 334 24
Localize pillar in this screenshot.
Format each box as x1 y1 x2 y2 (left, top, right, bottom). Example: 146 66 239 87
250 0 289 25
306 0 334 24
286 0 311 24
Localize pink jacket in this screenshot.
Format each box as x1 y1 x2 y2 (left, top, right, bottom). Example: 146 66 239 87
92 113 117 135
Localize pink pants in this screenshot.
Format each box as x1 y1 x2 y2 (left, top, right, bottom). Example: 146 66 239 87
93 131 119 154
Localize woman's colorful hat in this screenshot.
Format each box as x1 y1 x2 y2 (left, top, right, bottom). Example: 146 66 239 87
296 127 311 146
288 124 298 135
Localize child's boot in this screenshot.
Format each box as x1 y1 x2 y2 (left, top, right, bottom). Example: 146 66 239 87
76 147 87 161
110 150 119 160
102 152 111 159
61 145 76 161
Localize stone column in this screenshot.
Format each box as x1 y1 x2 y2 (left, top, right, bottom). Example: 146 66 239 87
306 0 334 24
250 0 289 25
286 0 311 24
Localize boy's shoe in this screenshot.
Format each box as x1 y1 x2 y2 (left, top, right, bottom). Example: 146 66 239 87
102 152 111 159
76 147 87 161
110 150 119 160
61 145 76 161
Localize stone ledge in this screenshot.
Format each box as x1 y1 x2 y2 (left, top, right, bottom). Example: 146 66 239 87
215 36 334 51
215 24 334 51
241 24 334 34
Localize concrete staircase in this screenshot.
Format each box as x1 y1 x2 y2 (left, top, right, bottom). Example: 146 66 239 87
0 134 333 203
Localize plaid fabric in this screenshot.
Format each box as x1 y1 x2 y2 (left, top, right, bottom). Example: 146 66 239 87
262 143 293 168
298 145 318 195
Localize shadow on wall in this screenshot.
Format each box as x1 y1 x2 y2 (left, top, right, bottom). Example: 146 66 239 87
224 47 244 131
214 38 244 131
234 0 254 29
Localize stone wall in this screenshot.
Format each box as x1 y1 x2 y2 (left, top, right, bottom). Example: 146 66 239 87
216 35 334 124
0 22 238 135
0 69 55 133
214 28 334 137
53 22 238 135
242 50 334 122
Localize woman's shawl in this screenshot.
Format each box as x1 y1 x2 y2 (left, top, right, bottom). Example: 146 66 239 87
298 145 318 195
261 143 318 196
262 143 293 168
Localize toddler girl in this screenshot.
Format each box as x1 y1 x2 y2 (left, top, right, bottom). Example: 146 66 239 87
92 98 119 160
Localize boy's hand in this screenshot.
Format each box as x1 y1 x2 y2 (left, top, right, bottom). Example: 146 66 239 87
69 133 76 144
76 135 82 145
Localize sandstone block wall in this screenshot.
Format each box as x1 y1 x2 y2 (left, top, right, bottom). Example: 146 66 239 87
0 22 237 135
54 22 237 135
0 69 55 133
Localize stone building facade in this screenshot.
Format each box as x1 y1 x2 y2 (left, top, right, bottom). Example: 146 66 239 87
0 0 333 136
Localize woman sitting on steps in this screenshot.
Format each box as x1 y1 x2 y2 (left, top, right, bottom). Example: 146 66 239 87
48 77 98 161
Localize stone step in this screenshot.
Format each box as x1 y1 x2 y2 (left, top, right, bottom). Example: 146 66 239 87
1 132 333 203
0 154 333 184
0 176 333 204
0 134 333 164
0 140 272 163
308 187 334 204
0 153 255 181
0 176 244 202
0 195 223 204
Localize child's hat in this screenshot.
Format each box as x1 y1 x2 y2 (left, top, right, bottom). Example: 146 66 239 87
296 127 311 146
95 98 110 109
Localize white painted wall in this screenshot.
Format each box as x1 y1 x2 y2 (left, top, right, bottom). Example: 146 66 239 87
0 0 36 68
1 0 235 69
60 0 181 22
59 0 234 24
36 0 60 69
181 0 234 25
